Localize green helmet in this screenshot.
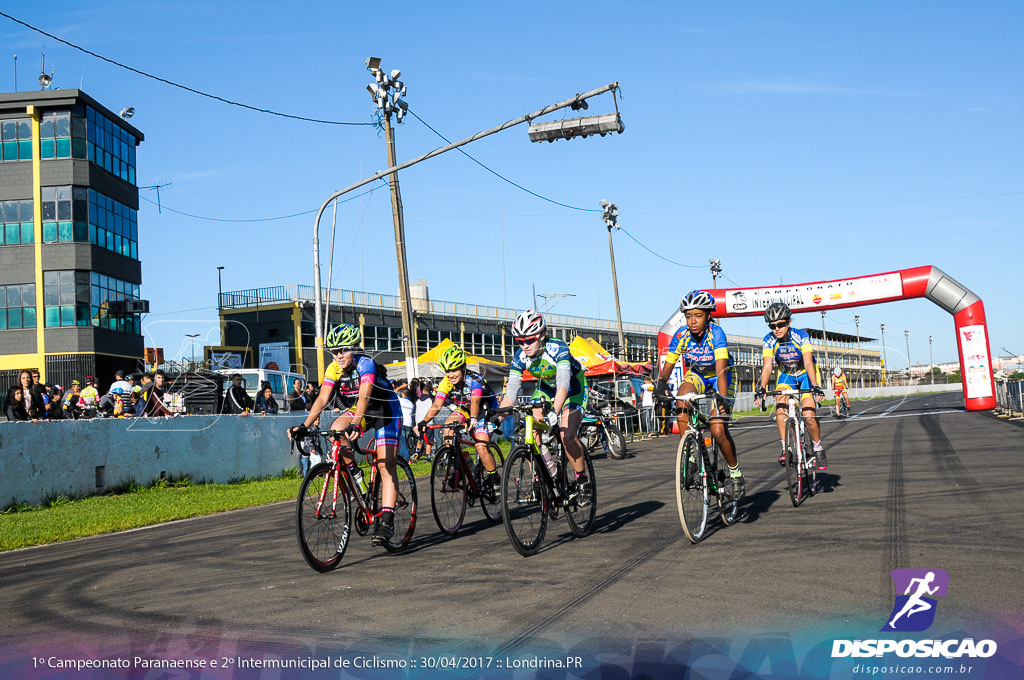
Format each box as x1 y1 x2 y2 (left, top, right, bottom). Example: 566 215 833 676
438 344 467 372
325 324 361 350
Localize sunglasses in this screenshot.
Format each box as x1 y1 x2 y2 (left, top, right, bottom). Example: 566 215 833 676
768 322 790 330
516 336 540 346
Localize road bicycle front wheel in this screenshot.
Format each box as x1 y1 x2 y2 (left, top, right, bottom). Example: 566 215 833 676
476 443 505 523
803 432 818 497
712 446 739 527
784 418 804 506
605 425 627 460
676 432 709 543
501 446 548 557
563 451 597 537
374 457 418 552
296 462 351 572
430 446 467 535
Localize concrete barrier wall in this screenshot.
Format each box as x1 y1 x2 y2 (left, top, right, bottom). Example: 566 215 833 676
0 412 307 507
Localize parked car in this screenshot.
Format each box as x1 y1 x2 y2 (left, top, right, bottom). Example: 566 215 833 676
226 368 307 412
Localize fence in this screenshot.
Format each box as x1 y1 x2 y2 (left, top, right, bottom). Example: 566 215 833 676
995 379 1024 419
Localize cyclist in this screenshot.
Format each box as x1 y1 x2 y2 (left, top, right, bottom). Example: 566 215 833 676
654 290 745 498
413 344 501 493
753 302 828 469
831 366 851 416
287 324 402 546
497 309 592 505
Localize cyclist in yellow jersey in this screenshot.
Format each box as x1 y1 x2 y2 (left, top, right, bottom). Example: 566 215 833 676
831 366 851 414
413 344 501 493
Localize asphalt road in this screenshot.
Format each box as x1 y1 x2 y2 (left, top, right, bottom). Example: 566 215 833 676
2 391 1022 679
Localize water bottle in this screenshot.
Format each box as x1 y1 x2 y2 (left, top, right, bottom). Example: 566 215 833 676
350 465 367 495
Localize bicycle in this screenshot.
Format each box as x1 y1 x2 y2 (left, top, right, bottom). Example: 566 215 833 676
833 392 850 418
427 419 506 535
761 387 819 506
293 429 418 572
492 402 597 557
664 390 739 543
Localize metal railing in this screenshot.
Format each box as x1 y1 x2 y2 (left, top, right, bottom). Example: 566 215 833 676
995 379 1024 419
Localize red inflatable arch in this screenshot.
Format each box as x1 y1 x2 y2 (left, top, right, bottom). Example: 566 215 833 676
657 265 995 411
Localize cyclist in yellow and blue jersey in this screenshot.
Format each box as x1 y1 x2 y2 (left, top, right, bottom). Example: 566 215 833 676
287 323 402 546
497 309 592 505
655 290 744 497
414 344 502 493
753 302 828 469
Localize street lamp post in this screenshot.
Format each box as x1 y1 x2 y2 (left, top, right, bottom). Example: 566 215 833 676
820 311 830 372
929 335 934 385
186 333 199 369
880 323 888 387
904 330 912 385
310 80 621 381
709 259 722 288
600 200 626 358
855 314 862 388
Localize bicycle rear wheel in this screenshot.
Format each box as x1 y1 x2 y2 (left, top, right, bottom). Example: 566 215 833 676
563 451 596 537
477 442 505 523
501 446 547 556
712 447 739 527
374 457 418 552
676 432 709 543
784 418 804 506
803 434 818 497
430 446 467 535
296 462 351 572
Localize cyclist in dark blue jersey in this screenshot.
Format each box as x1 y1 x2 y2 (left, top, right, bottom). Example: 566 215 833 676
497 309 592 505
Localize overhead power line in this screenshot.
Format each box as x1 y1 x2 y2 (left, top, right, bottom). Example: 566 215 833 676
0 10 374 126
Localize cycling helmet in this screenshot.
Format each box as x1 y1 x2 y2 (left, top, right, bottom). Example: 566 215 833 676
324 323 361 350
111 386 126 395
438 344 467 372
764 302 792 324
679 290 716 313
833 366 843 377
511 309 546 338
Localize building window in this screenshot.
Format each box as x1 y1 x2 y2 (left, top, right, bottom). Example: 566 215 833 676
88 188 138 259
0 118 32 162
0 199 34 245
43 270 141 333
39 111 73 159
0 284 37 330
416 328 456 354
364 325 403 352
86 106 137 185
465 332 501 356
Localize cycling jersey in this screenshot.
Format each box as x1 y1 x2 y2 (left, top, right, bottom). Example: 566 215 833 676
505 338 587 409
436 369 498 417
832 374 848 392
322 355 400 444
665 321 734 398
762 327 814 376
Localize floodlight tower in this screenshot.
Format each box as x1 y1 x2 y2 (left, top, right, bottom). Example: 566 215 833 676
601 200 626 358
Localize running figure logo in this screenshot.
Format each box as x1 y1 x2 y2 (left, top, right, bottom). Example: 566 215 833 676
882 568 949 632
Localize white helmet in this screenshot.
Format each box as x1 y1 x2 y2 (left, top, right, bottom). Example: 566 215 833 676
833 366 843 377
512 309 546 338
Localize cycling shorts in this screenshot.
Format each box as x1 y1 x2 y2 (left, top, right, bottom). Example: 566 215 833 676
342 394 401 448
777 372 814 394
530 385 587 411
450 409 490 437
680 370 735 413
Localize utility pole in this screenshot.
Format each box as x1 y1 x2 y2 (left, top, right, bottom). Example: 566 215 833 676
904 330 912 385
366 57 417 379
709 259 722 288
600 200 626 358
820 311 830 373
880 323 888 386
929 335 934 385
854 314 862 389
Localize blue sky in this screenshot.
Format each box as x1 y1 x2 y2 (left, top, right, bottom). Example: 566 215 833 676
3 1 1022 369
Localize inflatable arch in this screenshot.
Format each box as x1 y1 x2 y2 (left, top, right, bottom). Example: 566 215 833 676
658 265 995 411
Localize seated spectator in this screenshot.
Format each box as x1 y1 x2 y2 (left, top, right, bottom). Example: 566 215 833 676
287 378 306 412
141 370 172 417
5 385 28 421
126 386 145 417
254 386 279 415
223 373 254 415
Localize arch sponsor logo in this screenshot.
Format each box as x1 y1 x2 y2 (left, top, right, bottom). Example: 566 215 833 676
831 568 998 660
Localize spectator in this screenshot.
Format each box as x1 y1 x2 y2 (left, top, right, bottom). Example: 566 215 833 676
17 370 45 420
126 386 145 417
138 372 153 392
142 370 172 417
62 380 83 419
5 385 28 421
398 387 415 460
110 369 132 394
287 378 305 412
641 376 655 436
27 370 54 419
413 379 435 460
80 376 101 418
255 385 279 415
303 382 319 412
223 373 254 415
46 384 65 420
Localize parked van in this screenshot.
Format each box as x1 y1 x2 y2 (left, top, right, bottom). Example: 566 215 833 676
227 369 307 412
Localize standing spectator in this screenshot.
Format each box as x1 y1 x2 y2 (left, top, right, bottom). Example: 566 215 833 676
641 376 655 436
287 378 305 412
5 385 28 421
46 385 65 420
303 382 319 411
397 387 415 460
110 370 132 394
28 371 53 419
62 380 83 419
19 370 45 420
255 385 279 415
80 376 100 418
223 373 254 415
142 370 172 417
413 379 436 461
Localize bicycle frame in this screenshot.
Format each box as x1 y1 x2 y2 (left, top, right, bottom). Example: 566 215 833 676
319 435 377 523
430 422 487 499
764 388 819 505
